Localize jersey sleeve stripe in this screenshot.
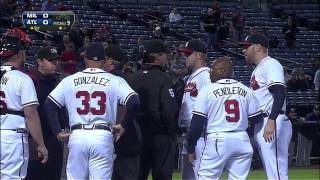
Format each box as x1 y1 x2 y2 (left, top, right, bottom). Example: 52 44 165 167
22 101 39 107
123 92 138 105
248 110 262 118
48 95 62 108
268 82 286 88
192 111 207 118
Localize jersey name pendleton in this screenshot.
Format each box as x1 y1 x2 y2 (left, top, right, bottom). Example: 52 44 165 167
73 76 110 87
212 86 247 98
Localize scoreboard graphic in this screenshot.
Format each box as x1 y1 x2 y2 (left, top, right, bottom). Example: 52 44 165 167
22 11 75 31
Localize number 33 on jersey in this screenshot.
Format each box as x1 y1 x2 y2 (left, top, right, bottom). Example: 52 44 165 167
48 68 136 126
192 79 261 133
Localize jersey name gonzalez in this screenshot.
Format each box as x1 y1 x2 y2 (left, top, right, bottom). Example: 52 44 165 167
48 68 135 127
73 76 110 87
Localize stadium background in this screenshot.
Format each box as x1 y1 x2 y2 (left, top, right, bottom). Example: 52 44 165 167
0 0 319 179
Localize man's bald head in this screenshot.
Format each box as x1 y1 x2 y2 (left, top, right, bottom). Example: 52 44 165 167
210 56 234 82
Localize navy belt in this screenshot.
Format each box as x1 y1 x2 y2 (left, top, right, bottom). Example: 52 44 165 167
71 124 111 132
0 109 25 117
262 111 285 118
207 130 244 134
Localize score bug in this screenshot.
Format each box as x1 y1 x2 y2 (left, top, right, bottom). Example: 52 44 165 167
22 11 75 31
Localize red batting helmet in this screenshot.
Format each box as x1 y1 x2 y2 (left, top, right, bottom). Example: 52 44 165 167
0 28 32 57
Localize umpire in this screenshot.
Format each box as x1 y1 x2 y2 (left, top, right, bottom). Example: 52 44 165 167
103 45 142 180
128 39 178 180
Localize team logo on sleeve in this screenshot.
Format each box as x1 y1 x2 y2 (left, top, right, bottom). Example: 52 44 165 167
168 89 175 98
250 75 260 90
184 82 198 97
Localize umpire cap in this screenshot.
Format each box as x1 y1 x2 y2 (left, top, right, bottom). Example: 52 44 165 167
105 45 126 63
84 42 105 61
143 39 167 63
144 39 167 55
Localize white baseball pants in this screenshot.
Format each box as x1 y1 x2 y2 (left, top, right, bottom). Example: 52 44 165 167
182 137 205 180
254 115 292 180
0 130 29 180
197 131 253 180
66 129 114 180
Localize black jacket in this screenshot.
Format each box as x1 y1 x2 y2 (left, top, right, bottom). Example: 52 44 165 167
30 70 67 137
110 68 142 158
128 65 178 135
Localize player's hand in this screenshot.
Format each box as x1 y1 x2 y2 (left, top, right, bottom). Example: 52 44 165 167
188 153 196 166
57 131 71 142
112 124 125 142
263 119 276 143
37 145 48 164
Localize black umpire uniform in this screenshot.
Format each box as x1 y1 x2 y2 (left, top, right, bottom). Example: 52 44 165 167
25 47 65 180
128 39 178 180
104 45 142 180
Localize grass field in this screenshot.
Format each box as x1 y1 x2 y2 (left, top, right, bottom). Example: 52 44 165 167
148 168 320 180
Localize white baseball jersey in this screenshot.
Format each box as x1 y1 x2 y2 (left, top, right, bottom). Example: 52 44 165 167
250 56 286 113
193 79 259 180
1 65 38 180
179 67 211 125
179 67 210 180
48 68 136 126
193 79 261 133
0 65 39 129
251 56 292 180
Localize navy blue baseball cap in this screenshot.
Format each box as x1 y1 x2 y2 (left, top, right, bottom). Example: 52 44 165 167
37 47 60 61
84 42 105 61
177 39 207 55
239 34 269 48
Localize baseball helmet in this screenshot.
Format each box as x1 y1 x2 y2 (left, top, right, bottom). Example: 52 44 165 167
0 28 32 57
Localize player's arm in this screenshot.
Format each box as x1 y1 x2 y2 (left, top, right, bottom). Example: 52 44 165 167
266 61 286 121
187 87 208 154
44 80 69 141
263 84 285 143
268 84 286 121
21 76 48 163
24 104 48 163
44 98 62 136
186 114 206 154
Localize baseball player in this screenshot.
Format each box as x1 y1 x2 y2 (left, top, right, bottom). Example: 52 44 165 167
239 34 292 180
187 57 263 180
44 42 140 180
177 39 211 180
0 28 48 180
